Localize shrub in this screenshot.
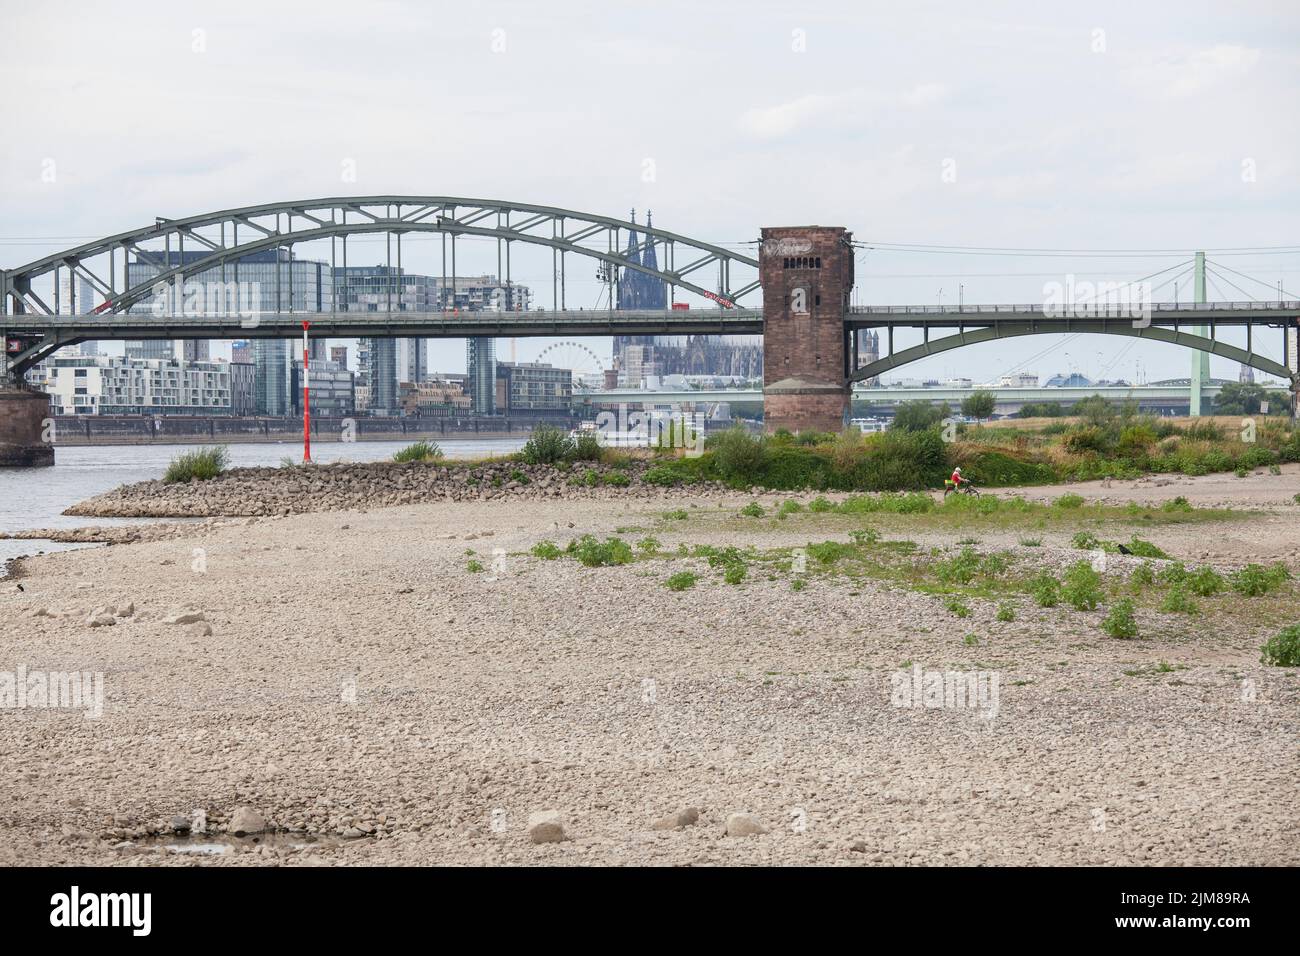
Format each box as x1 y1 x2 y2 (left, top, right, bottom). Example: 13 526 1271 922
945 596 972 618
572 431 603 461
891 400 947 432
569 535 634 567
777 499 803 519
1018 537 1042 548
637 536 661 555
723 563 746 585
791 579 807 592
808 496 833 513
1226 561 1285 594
1062 561 1104 611
739 502 765 518
521 425 574 464
710 426 768 481
1129 563 1155 590
163 446 230 484
1030 573 1061 607
1160 586 1198 614
1054 493 1086 509
664 508 689 520
466 559 485 573
601 471 631 487
806 541 855 565
1072 531 1101 550
530 541 562 560
1230 563 1287 596
393 440 443 463
1260 624 1300 666
1158 561 1188 586
644 466 684 486
1102 599 1139 639
936 547 981 585
849 528 880 546
1186 566 1225 596
665 572 698 591
1124 537 1169 559
996 603 1016 622
1161 496 1193 513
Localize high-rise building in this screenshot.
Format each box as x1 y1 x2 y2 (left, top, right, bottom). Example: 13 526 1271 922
466 339 496 415
331 346 348 369
336 266 529 416
126 249 331 415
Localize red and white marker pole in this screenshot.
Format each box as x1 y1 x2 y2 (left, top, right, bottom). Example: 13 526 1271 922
301 320 312 464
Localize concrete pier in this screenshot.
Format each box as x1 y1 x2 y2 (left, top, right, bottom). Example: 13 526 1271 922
0 390 54 467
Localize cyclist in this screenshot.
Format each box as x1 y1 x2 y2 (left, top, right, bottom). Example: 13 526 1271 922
947 466 967 493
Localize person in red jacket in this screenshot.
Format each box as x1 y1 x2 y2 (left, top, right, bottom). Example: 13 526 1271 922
948 466 966 491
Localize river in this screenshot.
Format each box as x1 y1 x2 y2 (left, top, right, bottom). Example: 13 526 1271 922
0 438 527 573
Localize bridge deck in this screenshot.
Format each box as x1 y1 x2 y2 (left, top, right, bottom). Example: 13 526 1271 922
4 301 1295 342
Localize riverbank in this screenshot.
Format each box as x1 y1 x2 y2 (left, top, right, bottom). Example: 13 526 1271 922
52 428 532 447
1 476 1297 865
62 458 731 518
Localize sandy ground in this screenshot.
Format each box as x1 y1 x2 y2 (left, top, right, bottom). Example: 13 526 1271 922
1 469 1298 866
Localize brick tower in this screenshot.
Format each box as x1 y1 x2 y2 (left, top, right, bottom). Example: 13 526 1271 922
760 226 854 433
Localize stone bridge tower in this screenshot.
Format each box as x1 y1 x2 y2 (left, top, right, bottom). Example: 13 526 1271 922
760 226 854 433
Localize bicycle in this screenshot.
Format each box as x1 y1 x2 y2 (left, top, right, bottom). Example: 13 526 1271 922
943 480 981 499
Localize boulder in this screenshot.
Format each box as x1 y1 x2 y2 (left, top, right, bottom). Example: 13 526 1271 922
227 806 268 836
527 810 566 844
725 813 769 837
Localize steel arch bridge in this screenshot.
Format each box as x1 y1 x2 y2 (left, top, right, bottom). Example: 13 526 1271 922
1 196 760 316
846 307 1300 387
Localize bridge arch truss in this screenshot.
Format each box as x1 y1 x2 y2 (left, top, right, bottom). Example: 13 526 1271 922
850 319 1299 388
1 196 761 322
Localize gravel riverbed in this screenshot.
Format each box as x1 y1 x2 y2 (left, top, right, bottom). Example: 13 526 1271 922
1 469 1297 866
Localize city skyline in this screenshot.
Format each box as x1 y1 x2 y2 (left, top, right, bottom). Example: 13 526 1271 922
2 1 1297 384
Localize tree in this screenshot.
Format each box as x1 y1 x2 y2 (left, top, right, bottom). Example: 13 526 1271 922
961 390 995 421
1073 394 1115 427
1212 382 1290 416
891 400 945 432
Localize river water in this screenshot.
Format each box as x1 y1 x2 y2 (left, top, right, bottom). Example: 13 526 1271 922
0 438 527 573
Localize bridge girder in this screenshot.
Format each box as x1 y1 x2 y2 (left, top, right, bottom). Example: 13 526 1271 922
851 322 1299 387
1 197 760 318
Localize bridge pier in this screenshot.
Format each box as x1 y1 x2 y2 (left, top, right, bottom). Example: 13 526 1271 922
0 389 54 467
760 225 854 434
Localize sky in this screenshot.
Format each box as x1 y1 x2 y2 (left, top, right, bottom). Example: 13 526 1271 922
2 0 1298 384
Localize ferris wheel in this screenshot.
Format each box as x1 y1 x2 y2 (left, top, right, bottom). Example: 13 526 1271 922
530 341 607 388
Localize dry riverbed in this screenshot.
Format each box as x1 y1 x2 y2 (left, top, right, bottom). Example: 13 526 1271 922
1 468 1298 866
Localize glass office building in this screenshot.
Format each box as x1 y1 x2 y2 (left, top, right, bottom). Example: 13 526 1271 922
127 249 331 415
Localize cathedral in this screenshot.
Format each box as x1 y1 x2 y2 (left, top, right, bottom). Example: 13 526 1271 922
614 210 763 382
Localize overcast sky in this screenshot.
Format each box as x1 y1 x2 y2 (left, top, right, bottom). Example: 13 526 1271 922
2 0 1297 383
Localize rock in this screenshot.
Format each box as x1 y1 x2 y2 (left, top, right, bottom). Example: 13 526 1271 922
725 813 769 837
227 806 268 836
170 815 193 835
163 610 205 625
75 582 94 590
86 613 117 628
849 840 868 853
527 810 566 844
651 807 700 830
191 809 208 834
189 621 213 637
342 827 367 839
30 607 55 618
114 602 135 618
